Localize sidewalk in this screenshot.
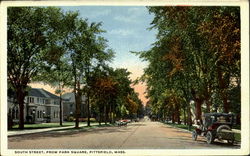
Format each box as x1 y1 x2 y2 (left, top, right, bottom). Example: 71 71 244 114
8 123 89 137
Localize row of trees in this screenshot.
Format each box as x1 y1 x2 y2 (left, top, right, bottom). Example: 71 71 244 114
8 7 143 129
134 6 240 125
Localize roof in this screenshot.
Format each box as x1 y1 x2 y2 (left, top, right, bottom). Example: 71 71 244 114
29 88 60 99
62 92 86 103
61 92 75 102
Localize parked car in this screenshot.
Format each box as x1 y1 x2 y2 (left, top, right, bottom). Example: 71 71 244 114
192 113 235 144
116 119 128 127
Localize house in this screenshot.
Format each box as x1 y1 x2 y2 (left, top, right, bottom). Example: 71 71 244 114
62 92 87 121
8 88 61 123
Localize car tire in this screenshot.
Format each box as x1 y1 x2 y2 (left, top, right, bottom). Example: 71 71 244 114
192 130 197 141
206 131 214 144
217 125 234 143
217 125 231 133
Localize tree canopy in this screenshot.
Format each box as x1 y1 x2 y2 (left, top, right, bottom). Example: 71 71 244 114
8 7 143 129
134 6 240 124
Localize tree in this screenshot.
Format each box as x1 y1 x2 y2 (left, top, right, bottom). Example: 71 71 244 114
197 7 240 113
7 7 69 129
64 17 114 128
33 58 72 126
134 6 240 124
88 67 142 124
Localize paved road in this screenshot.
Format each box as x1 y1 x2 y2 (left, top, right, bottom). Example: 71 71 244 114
8 120 240 149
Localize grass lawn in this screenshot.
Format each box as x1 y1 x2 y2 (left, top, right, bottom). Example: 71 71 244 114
234 133 241 142
11 122 76 130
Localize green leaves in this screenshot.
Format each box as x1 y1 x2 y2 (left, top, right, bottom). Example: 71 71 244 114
135 6 240 121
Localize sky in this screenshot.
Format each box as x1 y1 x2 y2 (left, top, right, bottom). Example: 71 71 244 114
33 6 157 105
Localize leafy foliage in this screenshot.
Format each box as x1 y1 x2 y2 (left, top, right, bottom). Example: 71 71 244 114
135 6 240 124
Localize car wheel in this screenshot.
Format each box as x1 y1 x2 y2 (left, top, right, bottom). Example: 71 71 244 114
192 130 197 141
206 131 214 144
217 125 231 133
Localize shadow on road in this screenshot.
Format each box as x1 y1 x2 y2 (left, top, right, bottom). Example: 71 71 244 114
163 124 240 149
128 123 146 126
194 139 240 148
8 125 136 142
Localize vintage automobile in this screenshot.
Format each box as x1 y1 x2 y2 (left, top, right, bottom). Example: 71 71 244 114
192 113 235 144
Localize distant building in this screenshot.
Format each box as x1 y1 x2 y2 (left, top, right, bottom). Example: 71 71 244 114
8 88 61 123
62 92 87 120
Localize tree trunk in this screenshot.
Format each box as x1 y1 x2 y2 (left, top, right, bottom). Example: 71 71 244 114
59 92 62 126
109 103 113 124
17 87 25 129
104 104 107 125
183 107 187 125
26 98 29 123
223 96 229 113
195 99 202 121
206 101 211 113
204 87 211 113
98 105 101 126
74 93 79 128
74 81 81 128
187 105 192 126
191 89 203 122
87 92 90 126
87 65 91 126
171 110 175 124
217 67 230 113
176 107 181 124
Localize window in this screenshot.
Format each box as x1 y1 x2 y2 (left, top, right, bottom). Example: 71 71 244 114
37 110 39 118
54 111 55 118
37 98 39 103
45 99 50 104
29 97 34 103
55 100 59 105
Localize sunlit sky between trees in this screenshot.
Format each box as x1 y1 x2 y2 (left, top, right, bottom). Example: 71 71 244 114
32 6 157 105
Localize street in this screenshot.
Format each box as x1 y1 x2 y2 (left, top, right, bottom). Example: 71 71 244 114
8 119 240 149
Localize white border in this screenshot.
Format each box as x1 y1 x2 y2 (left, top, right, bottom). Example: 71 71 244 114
0 0 249 156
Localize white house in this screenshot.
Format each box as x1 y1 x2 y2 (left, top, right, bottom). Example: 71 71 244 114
8 88 61 123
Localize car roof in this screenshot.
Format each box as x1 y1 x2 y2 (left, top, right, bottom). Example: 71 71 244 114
204 113 233 117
